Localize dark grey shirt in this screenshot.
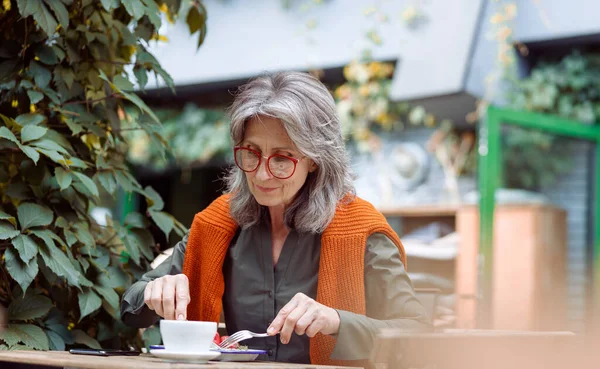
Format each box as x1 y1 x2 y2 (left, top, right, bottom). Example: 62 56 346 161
121 223 431 363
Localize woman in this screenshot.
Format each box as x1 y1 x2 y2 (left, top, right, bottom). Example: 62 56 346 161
120 72 431 365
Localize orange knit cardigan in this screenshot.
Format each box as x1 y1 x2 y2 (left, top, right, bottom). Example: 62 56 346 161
182 194 406 366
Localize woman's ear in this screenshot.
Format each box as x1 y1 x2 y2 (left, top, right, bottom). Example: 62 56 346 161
309 160 318 173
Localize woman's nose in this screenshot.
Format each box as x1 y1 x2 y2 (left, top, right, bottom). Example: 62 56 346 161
255 158 273 180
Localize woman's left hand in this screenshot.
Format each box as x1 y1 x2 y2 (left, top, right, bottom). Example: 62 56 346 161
267 292 340 344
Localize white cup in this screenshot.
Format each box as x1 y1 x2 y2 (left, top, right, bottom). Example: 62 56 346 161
160 320 217 353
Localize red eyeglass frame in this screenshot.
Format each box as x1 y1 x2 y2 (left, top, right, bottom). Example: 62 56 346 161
233 146 303 179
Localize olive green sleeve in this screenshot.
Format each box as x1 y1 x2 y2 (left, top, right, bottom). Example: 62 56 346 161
330 233 432 360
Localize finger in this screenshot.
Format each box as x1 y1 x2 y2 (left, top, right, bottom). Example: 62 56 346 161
280 300 310 344
305 318 325 338
162 276 176 320
175 275 190 320
268 295 301 335
144 282 154 310
294 306 317 336
151 278 165 317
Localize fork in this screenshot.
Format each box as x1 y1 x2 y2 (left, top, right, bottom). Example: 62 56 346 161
218 330 271 348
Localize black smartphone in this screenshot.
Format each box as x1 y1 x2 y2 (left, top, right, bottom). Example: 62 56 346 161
69 348 141 356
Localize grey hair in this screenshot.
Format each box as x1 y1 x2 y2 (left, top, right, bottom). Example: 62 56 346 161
224 71 356 233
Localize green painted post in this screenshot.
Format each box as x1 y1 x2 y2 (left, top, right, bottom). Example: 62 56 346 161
595 145 600 333
478 107 502 328
480 105 600 332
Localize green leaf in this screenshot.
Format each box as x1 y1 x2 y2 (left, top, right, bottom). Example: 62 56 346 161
72 172 99 197
120 90 160 123
123 233 141 266
133 65 148 90
8 295 53 321
186 3 206 33
27 90 44 104
95 171 116 194
0 59 19 83
20 146 40 165
73 223 95 248
36 148 66 165
29 138 70 155
144 186 164 211
132 228 154 260
0 210 16 227
78 289 102 320
38 241 81 287
122 0 145 20
17 0 58 37
15 113 45 126
21 125 47 143
46 330 65 351
124 212 148 229
93 285 119 310
55 167 72 190
150 211 174 238
0 324 49 350
113 75 134 91
0 126 19 144
4 248 38 294
54 66 75 89
34 44 59 65
77 255 90 272
45 0 69 30
0 221 20 240
186 3 207 49
17 202 53 230
141 0 161 27
100 0 119 11
29 60 52 88
114 170 139 191
30 229 64 249
11 234 38 263
72 329 101 349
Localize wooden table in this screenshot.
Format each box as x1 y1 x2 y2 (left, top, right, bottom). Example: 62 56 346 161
371 329 587 369
0 351 357 369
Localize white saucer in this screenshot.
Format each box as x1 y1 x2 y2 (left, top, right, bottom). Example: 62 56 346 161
149 349 221 362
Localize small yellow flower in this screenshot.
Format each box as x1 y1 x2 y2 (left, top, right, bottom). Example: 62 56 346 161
159 3 168 12
68 322 75 330
368 62 382 77
424 114 436 127
2 0 11 11
505 3 517 19
496 26 512 41
11 99 18 108
358 85 370 97
30 104 36 113
490 13 504 24
402 6 418 21
334 85 351 99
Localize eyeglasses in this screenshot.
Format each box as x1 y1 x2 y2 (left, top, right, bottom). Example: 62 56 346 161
234 147 305 179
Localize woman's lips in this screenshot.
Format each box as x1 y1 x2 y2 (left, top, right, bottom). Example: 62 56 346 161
256 184 277 193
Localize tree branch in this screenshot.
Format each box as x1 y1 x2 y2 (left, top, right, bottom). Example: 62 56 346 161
59 93 119 107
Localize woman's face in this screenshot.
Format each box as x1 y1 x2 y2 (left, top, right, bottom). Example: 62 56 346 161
239 116 316 209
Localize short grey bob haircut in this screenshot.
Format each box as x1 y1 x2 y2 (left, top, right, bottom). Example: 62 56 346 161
224 71 355 233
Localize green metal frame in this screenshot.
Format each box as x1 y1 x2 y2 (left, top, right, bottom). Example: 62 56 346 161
478 106 600 328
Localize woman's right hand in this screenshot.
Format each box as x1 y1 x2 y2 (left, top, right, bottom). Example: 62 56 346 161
144 274 190 320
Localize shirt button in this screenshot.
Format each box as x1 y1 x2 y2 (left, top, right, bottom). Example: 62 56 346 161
268 349 274 356
268 291 273 298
